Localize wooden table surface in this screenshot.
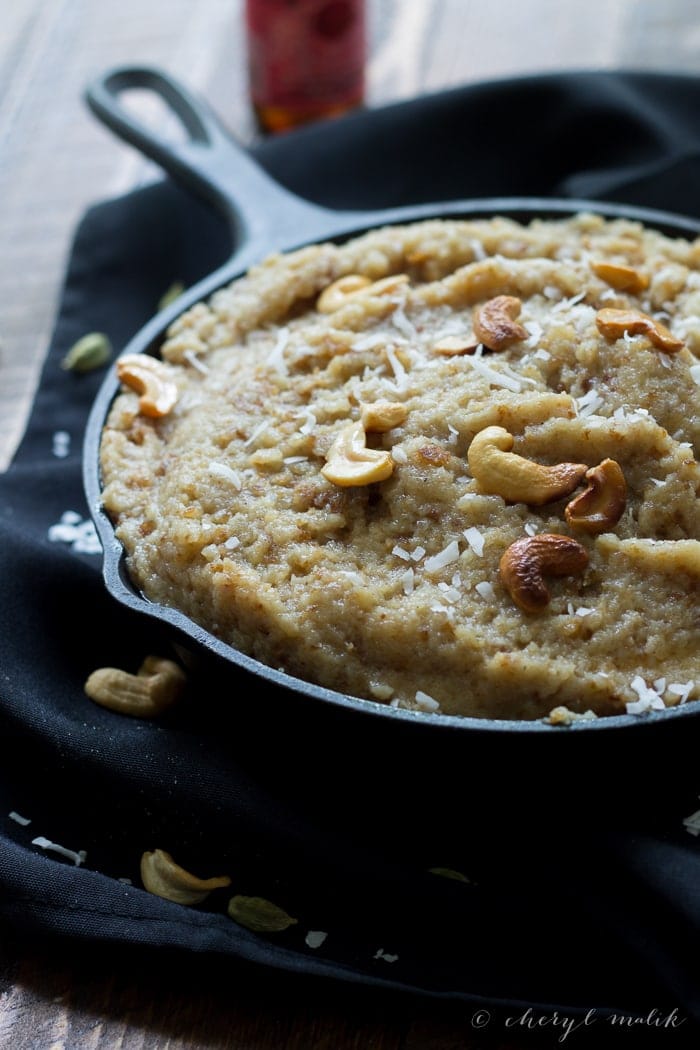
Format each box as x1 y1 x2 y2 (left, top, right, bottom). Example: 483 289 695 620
1 1 699 1046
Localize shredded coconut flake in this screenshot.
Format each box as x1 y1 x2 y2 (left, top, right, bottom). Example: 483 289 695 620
415 690 441 712
424 540 460 574
207 461 242 489
392 544 411 561
465 345 522 393
266 326 289 374
391 446 408 464
298 410 317 435
392 304 417 339
626 676 666 715
401 567 415 595
182 349 209 375
9 811 31 826
683 805 700 837
373 948 399 963
523 320 543 348
576 388 604 417
553 290 586 312
52 430 70 458
224 536 240 551
475 580 496 601
32 836 87 866
385 346 408 391
352 331 388 351
668 682 694 704
463 526 485 557
244 421 269 448
338 570 363 583
305 930 328 949
470 238 487 261
48 511 102 554
410 546 426 562
690 363 700 386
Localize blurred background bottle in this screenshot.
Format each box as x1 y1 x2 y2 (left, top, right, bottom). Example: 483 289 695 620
245 0 366 133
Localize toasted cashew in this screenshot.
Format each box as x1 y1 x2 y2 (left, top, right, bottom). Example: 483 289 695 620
565 458 627 534
317 273 408 313
316 274 371 312
360 400 408 431
591 261 649 294
595 308 684 353
467 426 588 505
473 295 528 351
84 655 185 717
321 420 394 487
432 333 479 356
140 849 231 905
116 353 179 417
500 534 589 612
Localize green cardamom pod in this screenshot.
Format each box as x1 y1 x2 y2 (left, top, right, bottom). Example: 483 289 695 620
428 867 471 883
158 281 186 311
227 895 298 933
61 332 111 373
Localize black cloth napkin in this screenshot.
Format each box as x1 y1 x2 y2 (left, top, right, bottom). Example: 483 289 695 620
2 71 700 1031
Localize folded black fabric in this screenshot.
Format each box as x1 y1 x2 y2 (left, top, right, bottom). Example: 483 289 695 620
2 71 700 1028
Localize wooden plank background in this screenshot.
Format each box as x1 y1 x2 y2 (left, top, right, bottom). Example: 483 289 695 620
0 1 699 1046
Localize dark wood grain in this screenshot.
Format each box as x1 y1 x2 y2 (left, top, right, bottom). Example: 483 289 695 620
0 925 542 1049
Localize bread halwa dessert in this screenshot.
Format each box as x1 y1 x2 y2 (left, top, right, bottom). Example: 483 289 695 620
100 213 700 721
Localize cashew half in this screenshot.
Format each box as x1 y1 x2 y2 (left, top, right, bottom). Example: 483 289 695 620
317 274 371 312
473 295 528 351
595 308 684 353
116 353 179 417
141 849 231 905
321 420 394 487
500 534 589 613
565 458 627 534
467 426 588 506
360 400 408 431
317 273 409 313
432 333 479 356
84 655 185 717
591 261 649 294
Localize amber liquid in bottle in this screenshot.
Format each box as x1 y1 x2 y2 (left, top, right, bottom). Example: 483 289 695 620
245 0 366 133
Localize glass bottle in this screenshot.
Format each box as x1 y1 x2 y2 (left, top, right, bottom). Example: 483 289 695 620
245 0 366 133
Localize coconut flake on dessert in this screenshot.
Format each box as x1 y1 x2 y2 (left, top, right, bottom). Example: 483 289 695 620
208 462 242 489
475 581 496 601
463 526 485 557
415 690 441 712
266 326 289 374
424 540 460 574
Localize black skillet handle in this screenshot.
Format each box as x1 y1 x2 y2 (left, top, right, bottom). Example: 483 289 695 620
85 66 349 265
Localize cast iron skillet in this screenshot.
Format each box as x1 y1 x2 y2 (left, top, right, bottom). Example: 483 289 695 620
83 66 700 743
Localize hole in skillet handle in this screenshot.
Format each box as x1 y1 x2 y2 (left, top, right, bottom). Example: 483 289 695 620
82 70 700 748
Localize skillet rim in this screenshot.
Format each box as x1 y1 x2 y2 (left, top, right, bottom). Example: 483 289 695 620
83 194 700 736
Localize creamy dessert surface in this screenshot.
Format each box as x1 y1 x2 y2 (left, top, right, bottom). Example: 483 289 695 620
100 213 700 720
